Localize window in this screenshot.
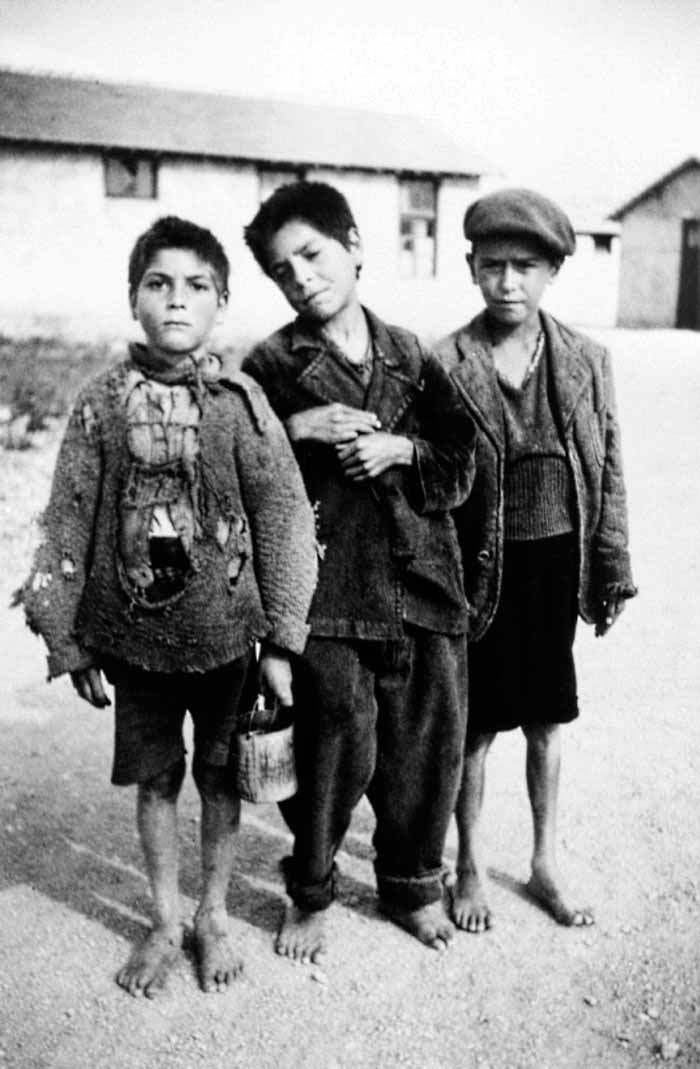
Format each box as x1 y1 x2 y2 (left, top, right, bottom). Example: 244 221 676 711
104 152 157 199
258 168 305 202
399 179 438 278
592 233 613 254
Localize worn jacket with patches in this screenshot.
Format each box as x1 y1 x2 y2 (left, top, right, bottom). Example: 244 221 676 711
242 308 476 638
21 347 318 678
437 311 637 640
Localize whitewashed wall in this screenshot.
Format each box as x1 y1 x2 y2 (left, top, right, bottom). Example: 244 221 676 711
615 167 700 328
0 145 618 348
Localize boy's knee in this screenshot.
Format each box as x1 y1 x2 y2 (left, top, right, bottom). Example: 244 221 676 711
522 722 561 748
141 757 186 801
192 757 237 801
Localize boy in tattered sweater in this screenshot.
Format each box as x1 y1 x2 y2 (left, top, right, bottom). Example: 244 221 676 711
19 216 317 998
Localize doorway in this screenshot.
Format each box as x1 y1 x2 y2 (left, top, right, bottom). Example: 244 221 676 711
677 218 700 329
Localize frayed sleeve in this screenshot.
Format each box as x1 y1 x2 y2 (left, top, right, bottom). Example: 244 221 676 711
20 388 104 678
406 352 477 514
592 350 637 601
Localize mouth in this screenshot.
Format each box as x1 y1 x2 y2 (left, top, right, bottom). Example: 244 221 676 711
162 321 191 328
303 290 329 306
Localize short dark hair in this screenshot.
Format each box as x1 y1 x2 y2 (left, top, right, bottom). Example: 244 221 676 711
128 216 230 297
244 181 358 274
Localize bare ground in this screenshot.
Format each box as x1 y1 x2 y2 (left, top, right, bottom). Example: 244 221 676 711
0 328 699 1069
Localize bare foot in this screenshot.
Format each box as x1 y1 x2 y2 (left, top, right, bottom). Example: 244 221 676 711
116 924 183 998
379 900 454 950
450 870 492 933
526 866 595 927
194 909 243 993
275 902 327 964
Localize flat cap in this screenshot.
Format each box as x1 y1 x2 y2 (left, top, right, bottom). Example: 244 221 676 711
463 187 576 258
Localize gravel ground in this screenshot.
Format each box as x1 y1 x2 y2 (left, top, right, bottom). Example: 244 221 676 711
0 328 699 1069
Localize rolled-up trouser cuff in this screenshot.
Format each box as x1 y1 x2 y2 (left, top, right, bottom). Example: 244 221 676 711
376 867 445 910
281 855 338 912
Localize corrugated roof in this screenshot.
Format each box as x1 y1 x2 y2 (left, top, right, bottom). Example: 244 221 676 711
0 68 490 178
609 156 700 220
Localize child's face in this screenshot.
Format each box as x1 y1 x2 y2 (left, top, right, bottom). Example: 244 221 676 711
468 237 559 327
131 247 226 361
265 219 362 324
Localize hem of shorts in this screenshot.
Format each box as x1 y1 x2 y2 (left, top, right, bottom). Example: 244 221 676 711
111 744 185 787
467 707 579 739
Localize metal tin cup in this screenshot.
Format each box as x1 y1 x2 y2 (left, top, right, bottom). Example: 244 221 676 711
236 695 297 804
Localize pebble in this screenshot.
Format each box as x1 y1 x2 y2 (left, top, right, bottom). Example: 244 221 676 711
311 969 327 984
583 995 598 1007
657 1036 681 1060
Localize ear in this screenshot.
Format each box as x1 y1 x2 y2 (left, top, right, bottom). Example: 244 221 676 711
215 290 228 325
466 253 478 285
129 290 138 320
547 261 561 283
347 226 363 279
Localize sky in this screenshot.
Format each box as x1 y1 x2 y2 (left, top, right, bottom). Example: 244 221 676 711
2 0 699 215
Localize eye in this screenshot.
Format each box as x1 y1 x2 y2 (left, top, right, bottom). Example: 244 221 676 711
145 277 166 290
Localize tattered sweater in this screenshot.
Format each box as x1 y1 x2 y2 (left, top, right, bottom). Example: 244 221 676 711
21 345 318 678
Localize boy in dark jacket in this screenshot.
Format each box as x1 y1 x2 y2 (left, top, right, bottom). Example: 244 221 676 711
20 216 317 997
437 189 636 933
242 181 476 963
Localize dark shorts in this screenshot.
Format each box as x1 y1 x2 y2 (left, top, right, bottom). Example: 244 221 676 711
103 655 252 786
468 533 579 737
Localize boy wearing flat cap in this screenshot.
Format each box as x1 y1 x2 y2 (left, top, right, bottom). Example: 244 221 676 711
438 188 637 932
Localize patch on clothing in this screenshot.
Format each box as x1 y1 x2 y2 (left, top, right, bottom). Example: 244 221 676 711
117 371 202 609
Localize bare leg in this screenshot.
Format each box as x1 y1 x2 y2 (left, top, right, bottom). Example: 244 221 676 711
193 762 243 992
451 732 495 933
116 761 185 998
523 723 594 926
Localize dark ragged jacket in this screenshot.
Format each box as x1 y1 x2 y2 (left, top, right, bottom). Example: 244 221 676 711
20 355 318 678
243 308 477 638
437 311 637 641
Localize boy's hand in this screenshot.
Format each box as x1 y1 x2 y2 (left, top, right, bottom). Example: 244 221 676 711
286 404 380 444
336 432 414 481
259 648 294 707
70 666 111 708
595 597 626 637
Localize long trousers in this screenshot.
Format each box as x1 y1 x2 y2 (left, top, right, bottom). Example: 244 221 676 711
279 628 468 911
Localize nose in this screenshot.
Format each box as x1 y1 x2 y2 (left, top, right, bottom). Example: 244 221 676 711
499 263 518 292
290 257 315 292
168 280 187 307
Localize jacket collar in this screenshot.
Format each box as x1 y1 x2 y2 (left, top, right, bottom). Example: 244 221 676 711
540 311 593 429
452 312 505 448
290 307 421 431
451 310 593 447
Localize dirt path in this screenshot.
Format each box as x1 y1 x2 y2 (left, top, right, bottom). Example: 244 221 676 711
0 329 699 1069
